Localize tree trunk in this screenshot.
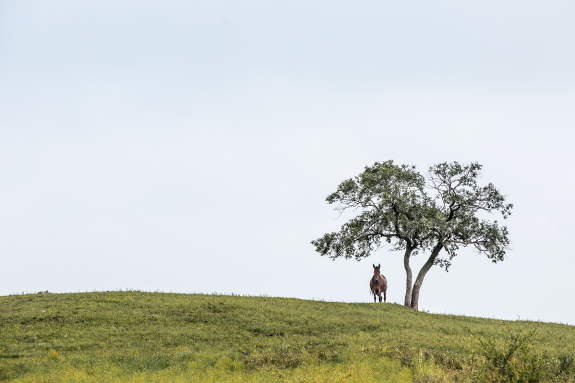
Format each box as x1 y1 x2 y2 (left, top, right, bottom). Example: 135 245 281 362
410 242 443 310
403 245 414 307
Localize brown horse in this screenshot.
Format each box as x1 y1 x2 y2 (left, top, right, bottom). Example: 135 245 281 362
370 264 387 303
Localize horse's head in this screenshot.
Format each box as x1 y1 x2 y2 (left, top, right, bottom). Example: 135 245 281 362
373 264 381 282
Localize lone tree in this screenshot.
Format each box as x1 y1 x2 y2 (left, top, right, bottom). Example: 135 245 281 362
311 161 512 310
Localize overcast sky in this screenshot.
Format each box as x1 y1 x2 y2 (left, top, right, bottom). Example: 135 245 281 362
1 1 574 325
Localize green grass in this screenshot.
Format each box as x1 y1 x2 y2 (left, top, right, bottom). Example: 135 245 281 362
1 291 574 382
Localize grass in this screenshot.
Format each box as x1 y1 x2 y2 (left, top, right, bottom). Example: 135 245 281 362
1 291 574 382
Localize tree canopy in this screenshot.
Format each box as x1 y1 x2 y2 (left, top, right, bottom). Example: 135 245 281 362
311 161 512 310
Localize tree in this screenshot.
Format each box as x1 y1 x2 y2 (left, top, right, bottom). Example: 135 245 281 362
311 161 512 310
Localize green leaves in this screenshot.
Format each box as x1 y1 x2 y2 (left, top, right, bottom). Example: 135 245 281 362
428 162 512 264
313 160 513 267
312 160 432 261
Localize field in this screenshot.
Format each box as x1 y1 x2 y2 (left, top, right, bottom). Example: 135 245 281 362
1 291 574 382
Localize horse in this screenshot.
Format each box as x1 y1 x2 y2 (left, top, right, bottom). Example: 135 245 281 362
369 264 387 303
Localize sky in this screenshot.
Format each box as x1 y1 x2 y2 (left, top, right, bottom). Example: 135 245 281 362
1 1 574 325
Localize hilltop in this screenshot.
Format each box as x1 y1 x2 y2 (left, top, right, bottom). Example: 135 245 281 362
1 291 574 382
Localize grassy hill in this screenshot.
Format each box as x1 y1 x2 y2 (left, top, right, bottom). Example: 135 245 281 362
1 291 574 382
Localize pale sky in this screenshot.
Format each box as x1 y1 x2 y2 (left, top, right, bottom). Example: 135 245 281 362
1 1 574 324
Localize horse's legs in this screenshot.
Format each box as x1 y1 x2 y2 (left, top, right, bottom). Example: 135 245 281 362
378 294 382 302
383 290 387 302
373 293 377 303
